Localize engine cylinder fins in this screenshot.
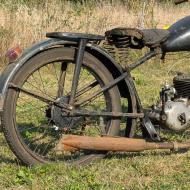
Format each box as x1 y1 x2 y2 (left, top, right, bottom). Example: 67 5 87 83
173 75 190 98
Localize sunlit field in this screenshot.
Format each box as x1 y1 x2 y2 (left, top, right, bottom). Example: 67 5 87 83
1 1 190 189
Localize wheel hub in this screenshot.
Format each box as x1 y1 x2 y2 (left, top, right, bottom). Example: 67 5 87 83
50 96 82 130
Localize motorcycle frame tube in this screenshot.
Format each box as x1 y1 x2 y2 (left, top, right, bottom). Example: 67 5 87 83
69 38 87 106
71 48 159 140
75 50 157 106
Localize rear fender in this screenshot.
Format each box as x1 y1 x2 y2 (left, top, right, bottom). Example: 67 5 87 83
0 38 135 111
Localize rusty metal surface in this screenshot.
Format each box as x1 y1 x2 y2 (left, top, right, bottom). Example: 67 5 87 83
73 110 144 118
56 135 190 153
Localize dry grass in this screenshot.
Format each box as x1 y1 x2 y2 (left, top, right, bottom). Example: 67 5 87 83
1 1 190 189
0 1 189 60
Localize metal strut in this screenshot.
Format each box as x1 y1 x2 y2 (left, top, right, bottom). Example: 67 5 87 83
8 83 143 118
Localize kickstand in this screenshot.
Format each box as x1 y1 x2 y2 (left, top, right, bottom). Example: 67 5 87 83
141 116 160 141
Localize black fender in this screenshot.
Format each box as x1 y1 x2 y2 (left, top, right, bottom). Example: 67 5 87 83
0 38 136 114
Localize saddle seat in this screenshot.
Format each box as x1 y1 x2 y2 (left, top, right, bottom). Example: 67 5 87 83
105 27 170 48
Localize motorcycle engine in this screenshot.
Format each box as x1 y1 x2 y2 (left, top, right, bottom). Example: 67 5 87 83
164 98 190 131
152 74 190 131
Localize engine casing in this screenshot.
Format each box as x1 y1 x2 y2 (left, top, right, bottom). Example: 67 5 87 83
164 99 190 131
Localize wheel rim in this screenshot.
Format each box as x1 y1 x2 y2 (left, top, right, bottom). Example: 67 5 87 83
13 60 115 162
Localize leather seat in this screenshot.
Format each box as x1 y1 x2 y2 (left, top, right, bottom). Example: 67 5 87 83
142 29 170 47
105 27 170 48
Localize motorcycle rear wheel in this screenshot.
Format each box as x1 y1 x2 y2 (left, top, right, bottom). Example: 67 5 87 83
2 47 122 165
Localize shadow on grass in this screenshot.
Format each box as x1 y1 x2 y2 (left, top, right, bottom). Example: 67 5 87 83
0 155 18 164
105 148 189 160
0 142 20 165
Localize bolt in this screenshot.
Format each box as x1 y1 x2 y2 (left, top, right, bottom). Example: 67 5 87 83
161 114 167 121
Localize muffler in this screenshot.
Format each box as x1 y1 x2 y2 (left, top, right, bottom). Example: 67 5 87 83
55 135 190 152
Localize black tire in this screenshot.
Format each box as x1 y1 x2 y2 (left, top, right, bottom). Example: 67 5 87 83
2 47 121 165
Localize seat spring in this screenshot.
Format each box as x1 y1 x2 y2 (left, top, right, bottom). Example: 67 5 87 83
100 40 129 66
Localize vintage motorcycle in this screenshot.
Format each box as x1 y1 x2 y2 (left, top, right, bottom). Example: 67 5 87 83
0 0 190 165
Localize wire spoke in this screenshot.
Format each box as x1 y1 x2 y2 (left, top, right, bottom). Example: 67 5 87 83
25 80 55 100
52 62 59 82
15 60 112 162
57 62 68 97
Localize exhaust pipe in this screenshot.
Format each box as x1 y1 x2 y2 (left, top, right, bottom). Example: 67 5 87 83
55 135 190 152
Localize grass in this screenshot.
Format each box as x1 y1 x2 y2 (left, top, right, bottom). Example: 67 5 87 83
1 0 190 189
0 0 189 66
1 132 190 189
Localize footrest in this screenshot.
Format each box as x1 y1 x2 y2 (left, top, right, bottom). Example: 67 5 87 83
46 32 105 42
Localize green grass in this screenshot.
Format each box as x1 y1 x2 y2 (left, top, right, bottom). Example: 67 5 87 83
0 1 190 188
1 51 190 189
1 132 190 190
